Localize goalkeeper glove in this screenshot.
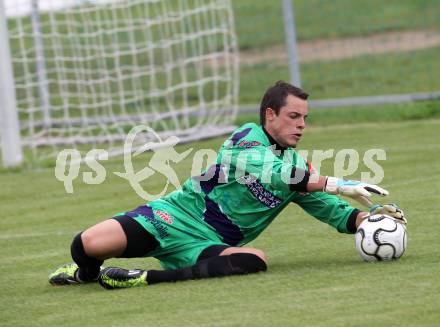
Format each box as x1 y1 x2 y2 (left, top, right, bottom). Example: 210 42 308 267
324 176 389 208
369 203 407 225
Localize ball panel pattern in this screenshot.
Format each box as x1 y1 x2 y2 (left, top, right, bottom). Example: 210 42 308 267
355 214 407 262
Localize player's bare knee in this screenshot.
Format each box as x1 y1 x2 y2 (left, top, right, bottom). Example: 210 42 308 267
79 219 127 258
80 229 115 258
80 229 98 256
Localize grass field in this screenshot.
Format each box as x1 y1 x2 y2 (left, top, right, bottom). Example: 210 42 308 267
239 45 440 104
1 118 439 327
234 0 440 109
7 0 440 112
1 1 440 325
233 0 440 48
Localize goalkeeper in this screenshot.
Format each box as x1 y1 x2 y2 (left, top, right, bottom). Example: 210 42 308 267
49 81 406 290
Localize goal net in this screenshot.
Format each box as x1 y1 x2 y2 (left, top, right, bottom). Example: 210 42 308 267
1 0 239 164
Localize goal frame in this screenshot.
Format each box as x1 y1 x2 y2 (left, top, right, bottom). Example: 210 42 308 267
0 0 239 167
0 0 22 167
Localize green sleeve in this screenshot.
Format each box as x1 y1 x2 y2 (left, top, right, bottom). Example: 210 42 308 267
219 146 308 195
292 192 359 233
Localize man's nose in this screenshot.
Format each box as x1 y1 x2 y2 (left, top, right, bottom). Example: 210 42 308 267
297 117 306 129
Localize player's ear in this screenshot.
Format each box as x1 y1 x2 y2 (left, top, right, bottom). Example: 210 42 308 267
265 107 275 122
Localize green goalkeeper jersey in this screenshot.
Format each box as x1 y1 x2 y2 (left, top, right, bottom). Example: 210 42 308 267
161 122 359 247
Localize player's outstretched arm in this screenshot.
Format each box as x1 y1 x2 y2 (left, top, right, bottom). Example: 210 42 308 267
235 146 388 208
301 173 405 225
305 175 389 208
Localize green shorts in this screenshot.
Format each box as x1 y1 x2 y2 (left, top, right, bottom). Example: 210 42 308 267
115 199 228 270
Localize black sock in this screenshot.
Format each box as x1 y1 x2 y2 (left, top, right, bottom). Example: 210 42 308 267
71 232 103 282
146 253 267 284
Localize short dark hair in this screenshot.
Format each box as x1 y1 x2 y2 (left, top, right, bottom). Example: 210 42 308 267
259 80 309 126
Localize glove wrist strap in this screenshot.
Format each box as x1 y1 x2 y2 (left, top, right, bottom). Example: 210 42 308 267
324 176 339 194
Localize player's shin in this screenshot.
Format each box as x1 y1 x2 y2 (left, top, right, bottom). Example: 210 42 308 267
98 253 267 289
147 253 267 284
48 232 103 285
71 232 103 282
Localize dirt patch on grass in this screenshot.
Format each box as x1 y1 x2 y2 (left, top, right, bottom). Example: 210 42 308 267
240 30 440 65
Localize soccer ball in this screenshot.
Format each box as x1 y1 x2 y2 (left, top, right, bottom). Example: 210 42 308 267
355 214 407 262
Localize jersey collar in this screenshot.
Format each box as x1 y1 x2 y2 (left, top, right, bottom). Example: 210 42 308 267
261 125 288 152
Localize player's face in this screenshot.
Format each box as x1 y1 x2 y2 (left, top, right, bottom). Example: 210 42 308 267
264 94 308 148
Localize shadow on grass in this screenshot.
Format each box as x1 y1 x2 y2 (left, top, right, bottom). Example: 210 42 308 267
269 257 374 271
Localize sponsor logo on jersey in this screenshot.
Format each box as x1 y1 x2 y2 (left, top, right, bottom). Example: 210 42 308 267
239 176 282 209
154 210 174 224
139 213 169 238
237 140 261 149
129 206 170 238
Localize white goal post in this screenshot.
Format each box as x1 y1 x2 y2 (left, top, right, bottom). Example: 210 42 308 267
0 0 23 167
0 0 239 166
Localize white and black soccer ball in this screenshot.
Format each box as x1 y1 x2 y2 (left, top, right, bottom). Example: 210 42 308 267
355 214 407 262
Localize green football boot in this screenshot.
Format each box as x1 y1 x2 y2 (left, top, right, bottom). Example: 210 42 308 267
49 263 103 285
98 267 148 290
49 263 81 285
